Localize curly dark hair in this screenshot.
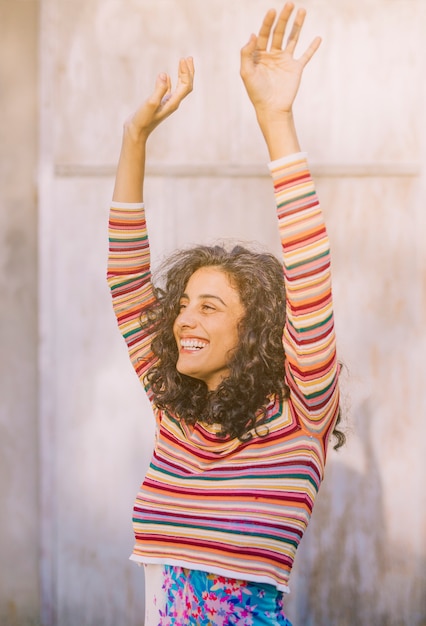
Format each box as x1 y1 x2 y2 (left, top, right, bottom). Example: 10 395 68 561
143 244 345 448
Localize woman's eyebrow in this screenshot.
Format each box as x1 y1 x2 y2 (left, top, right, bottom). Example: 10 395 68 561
181 293 227 307
199 294 227 306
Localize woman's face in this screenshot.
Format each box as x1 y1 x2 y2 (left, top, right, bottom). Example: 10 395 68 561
173 266 245 390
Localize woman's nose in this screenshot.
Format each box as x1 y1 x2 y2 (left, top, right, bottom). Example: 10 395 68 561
177 308 197 329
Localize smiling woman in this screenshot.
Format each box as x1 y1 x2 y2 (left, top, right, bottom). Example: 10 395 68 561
107 3 343 625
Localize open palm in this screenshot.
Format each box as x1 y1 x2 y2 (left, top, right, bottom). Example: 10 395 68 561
241 3 321 115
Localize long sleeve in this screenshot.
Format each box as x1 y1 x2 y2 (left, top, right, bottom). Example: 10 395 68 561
107 201 157 401
270 153 340 437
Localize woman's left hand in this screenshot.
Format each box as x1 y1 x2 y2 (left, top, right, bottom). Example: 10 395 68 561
240 2 321 118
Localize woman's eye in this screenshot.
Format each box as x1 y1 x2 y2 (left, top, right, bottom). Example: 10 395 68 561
201 303 215 312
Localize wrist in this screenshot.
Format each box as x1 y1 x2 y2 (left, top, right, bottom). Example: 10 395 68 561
255 109 294 130
255 111 301 160
122 121 150 149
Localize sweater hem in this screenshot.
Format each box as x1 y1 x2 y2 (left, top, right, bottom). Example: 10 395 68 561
129 553 291 594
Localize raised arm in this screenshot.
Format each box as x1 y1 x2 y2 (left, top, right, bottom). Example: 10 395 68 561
240 2 320 160
108 59 194 397
241 4 339 435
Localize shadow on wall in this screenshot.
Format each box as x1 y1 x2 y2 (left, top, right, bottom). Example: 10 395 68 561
286 399 426 626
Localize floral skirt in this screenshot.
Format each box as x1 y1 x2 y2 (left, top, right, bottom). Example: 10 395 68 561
145 564 292 626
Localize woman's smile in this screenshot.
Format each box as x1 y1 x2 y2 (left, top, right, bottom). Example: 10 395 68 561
179 337 209 351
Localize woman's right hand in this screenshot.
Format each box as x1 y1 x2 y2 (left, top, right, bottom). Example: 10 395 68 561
125 56 195 144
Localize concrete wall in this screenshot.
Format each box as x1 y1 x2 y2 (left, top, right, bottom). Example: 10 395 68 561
0 1 40 625
1 0 425 624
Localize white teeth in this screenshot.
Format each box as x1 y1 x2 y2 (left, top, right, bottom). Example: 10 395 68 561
181 339 208 350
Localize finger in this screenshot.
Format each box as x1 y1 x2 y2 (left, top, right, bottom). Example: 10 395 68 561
148 73 170 108
166 73 172 93
298 36 322 67
241 33 257 56
177 57 195 92
162 58 194 112
158 73 172 106
240 33 258 75
285 7 306 55
185 56 195 78
257 8 276 51
271 2 294 50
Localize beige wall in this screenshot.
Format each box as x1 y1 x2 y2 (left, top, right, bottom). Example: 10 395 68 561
0 1 40 625
2 0 425 624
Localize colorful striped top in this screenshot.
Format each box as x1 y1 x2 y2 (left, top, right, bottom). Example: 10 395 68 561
107 152 340 593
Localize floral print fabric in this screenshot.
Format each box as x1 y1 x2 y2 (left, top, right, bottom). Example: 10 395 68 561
156 565 292 626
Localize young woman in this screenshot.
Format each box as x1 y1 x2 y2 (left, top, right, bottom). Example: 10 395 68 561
108 3 343 624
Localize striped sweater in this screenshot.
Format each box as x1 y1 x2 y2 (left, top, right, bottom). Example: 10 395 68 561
107 152 340 593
